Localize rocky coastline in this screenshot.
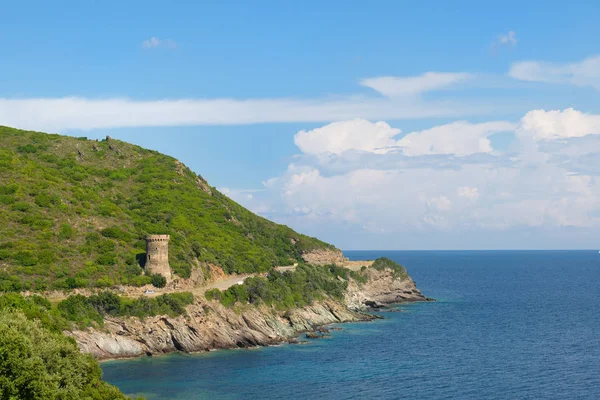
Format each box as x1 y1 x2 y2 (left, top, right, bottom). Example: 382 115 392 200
68 267 432 361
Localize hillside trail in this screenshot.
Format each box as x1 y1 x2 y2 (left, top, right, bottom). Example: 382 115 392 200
31 261 374 303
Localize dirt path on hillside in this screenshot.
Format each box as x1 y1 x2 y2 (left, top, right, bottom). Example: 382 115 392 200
29 261 374 302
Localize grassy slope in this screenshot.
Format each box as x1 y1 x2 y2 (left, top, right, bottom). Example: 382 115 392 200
0 126 335 291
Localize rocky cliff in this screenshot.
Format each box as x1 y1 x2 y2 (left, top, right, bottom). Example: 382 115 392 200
301 248 348 265
68 266 431 360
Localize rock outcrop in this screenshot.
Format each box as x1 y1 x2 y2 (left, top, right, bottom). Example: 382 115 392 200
68 266 431 361
301 248 348 265
68 300 373 360
344 268 431 310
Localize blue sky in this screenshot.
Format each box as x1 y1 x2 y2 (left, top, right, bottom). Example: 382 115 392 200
2 0 600 249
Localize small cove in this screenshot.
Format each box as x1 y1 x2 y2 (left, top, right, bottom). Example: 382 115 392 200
103 250 600 400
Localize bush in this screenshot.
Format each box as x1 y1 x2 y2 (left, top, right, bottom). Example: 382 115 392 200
0 311 128 398
371 257 408 279
34 193 59 208
100 226 131 241
216 265 348 309
57 294 103 327
13 251 38 266
58 223 75 240
205 288 222 301
151 273 167 288
96 252 117 266
11 201 31 212
17 144 37 153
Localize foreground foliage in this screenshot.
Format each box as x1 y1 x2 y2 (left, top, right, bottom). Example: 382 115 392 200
0 300 131 399
0 126 335 291
0 291 194 332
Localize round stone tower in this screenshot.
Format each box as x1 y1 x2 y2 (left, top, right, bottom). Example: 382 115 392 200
145 235 171 282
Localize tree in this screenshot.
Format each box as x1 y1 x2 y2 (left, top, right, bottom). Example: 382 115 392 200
150 273 166 288
0 311 129 399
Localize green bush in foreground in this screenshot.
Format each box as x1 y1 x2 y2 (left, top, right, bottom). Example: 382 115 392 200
0 311 130 399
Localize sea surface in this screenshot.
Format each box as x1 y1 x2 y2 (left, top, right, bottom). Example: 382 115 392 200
102 250 600 399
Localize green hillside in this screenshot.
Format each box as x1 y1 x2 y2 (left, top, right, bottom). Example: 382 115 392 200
0 126 335 292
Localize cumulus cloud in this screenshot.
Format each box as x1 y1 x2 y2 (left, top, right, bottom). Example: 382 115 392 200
509 55 600 90
360 72 471 97
294 119 400 155
397 121 515 156
227 109 600 248
293 119 514 157
142 37 178 49
517 108 600 141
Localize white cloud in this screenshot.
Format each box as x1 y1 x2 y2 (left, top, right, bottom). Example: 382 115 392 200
397 120 515 156
428 196 452 211
142 37 178 49
293 119 514 158
509 55 600 90
360 72 471 97
457 186 480 201
493 30 518 47
0 95 498 132
294 119 400 155
517 108 600 141
225 108 600 249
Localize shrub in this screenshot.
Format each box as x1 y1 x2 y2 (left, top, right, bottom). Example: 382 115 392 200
13 251 38 266
0 273 22 292
96 239 116 253
11 201 31 212
58 223 75 240
0 195 15 205
0 312 129 398
100 226 131 241
17 144 37 153
205 288 222 301
96 252 117 266
96 275 114 288
57 294 103 326
151 273 167 288
371 257 408 279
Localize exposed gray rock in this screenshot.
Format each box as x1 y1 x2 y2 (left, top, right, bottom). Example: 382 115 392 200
68 266 431 360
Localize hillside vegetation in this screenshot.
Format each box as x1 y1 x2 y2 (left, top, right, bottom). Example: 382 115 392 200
0 126 335 291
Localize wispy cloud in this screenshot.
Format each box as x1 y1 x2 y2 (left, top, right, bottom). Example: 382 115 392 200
509 55 600 90
0 94 501 132
360 72 471 97
493 30 518 48
142 37 178 49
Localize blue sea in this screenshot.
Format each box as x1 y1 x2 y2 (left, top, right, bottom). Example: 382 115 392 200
102 251 600 399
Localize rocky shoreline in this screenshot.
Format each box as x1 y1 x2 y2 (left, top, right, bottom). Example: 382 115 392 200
68 267 433 361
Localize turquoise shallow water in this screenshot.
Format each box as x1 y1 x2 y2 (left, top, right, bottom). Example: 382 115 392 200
102 250 600 399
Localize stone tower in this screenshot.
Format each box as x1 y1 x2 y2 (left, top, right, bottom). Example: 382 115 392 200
145 235 171 282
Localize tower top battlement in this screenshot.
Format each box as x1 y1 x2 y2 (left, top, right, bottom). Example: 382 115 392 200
146 234 170 242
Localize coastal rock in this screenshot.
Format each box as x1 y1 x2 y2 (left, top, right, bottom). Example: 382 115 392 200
69 266 430 360
301 249 347 265
68 299 374 360
344 268 430 310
